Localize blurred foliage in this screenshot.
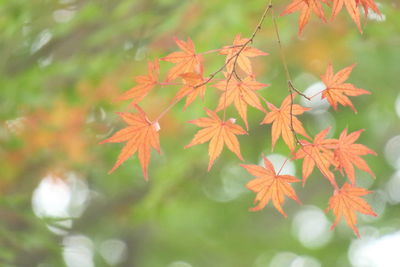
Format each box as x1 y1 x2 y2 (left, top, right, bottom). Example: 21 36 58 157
1 0 400 266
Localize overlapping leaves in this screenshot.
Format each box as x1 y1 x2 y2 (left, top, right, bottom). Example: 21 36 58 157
281 0 381 34
102 11 380 236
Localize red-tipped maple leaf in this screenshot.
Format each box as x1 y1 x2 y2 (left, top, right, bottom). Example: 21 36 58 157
242 156 301 216
100 110 160 180
261 94 310 151
173 72 206 110
333 129 377 184
160 37 203 81
281 0 327 35
321 64 370 112
185 108 246 170
331 0 381 32
213 75 268 129
327 182 377 237
219 34 268 75
294 127 337 186
117 60 159 104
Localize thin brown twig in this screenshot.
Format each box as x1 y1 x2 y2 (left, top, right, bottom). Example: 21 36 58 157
271 7 306 148
222 1 272 120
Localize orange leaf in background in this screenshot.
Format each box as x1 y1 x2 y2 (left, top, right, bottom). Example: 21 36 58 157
281 0 327 35
116 60 159 104
160 37 204 81
185 108 247 171
100 111 160 180
294 127 337 186
219 34 268 75
261 94 310 151
213 75 268 129
173 72 206 110
321 64 370 112
242 156 301 216
327 182 377 237
333 129 377 184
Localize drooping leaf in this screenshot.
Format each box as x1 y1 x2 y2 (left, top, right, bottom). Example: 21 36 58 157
331 0 380 32
327 182 377 237
294 127 337 186
213 75 268 129
332 129 376 184
261 94 310 151
357 0 381 18
116 60 159 104
100 111 160 180
219 34 268 75
320 64 370 112
281 0 327 35
160 37 204 81
242 156 301 216
185 108 246 170
173 72 206 110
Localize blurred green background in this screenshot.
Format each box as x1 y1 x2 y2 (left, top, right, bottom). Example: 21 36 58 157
1 0 400 266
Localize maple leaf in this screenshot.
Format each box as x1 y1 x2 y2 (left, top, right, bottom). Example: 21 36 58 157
294 127 337 186
100 111 160 180
241 156 301 216
327 182 377 237
219 34 268 75
281 0 327 35
320 64 370 112
331 0 381 32
357 0 381 18
331 0 361 31
333 129 377 184
173 72 206 110
261 94 310 151
160 37 204 81
185 108 247 170
116 60 159 104
213 75 268 129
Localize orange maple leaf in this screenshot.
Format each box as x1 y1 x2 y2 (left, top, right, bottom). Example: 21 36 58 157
333 129 377 184
331 0 380 32
242 156 301 216
116 60 159 104
357 0 381 18
219 34 268 75
160 37 204 81
185 108 247 170
213 75 268 129
100 110 160 180
261 94 310 151
321 64 370 112
294 127 337 186
281 0 327 35
327 182 377 237
173 72 206 110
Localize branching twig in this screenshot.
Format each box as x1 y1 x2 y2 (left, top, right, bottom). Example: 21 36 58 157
154 1 273 122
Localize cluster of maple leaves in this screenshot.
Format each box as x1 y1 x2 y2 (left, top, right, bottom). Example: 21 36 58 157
283 0 381 34
102 1 381 236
